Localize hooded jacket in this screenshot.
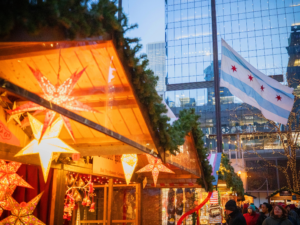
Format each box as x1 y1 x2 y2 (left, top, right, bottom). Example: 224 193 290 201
243 211 260 225
227 209 247 225
262 216 293 225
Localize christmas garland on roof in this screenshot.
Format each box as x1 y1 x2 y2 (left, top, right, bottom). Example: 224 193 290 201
0 0 121 39
269 186 300 197
217 154 245 198
0 0 214 189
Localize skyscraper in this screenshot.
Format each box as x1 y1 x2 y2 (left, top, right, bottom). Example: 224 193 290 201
146 42 166 97
165 0 300 204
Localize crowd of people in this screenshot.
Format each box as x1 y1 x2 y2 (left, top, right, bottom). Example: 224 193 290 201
224 200 300 225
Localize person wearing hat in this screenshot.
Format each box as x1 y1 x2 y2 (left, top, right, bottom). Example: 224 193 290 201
244 205 260 225
225 200 247 225
257 202 273 225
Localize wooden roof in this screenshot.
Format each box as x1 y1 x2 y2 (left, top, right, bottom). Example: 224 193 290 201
0 41 158 155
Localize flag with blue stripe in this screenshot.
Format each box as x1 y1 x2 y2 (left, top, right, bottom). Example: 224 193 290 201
220 39 294 125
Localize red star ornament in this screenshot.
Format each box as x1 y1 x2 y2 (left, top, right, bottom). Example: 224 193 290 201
0 160 32 200
0 192 45 225
276 95 282 101
231 65 237 72
8 65 100 143
136 154 174 187
0 185 16 217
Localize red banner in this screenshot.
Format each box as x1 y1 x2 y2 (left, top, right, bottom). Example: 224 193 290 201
177 192 212 225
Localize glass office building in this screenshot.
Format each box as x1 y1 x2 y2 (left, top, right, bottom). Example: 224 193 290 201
165 0 300 144
165 0 300 194
146 42 166 97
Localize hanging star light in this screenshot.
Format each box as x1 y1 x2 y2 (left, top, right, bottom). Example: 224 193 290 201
7 102 22 126
121 154 138 185
0 160 33 199
136 154 174 187
0 192 45 225
0 185 16 216
7 65 100 142
15 113 79 182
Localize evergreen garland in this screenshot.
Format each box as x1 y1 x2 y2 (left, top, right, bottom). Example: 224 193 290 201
0 0 215 189
269 186 300 197
217 154 245 198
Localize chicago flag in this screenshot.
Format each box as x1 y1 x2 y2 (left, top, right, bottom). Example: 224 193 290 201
220 39 294 125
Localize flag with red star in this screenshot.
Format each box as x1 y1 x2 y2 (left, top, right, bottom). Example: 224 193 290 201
220 39 294 124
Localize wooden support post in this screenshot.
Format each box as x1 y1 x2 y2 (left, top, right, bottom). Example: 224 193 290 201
135 183 141 225
107 179 113 225
49 169 67 225
103 186 107 224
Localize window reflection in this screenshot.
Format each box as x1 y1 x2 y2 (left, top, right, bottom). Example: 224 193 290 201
165 0 300 151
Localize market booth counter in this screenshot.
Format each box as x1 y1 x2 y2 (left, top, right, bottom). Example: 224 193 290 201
267 187 300 206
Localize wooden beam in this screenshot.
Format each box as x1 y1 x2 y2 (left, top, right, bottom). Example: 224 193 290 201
49 169 67 225
136 183 141 225
49 169 58 225
36 85 131 98
138 174 199 179
103 185 107 225
105 43 163 160
70 144 143 156
107 179 113 225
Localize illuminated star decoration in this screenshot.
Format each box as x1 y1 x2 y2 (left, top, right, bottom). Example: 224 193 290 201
0 192 45 225
0 185 16 216
8 65 100 143
0 160 33 200
15 113 79 182
121 154 138 185
7 102 22 126
136 154 174 187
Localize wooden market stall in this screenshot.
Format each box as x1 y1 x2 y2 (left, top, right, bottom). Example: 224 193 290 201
267 187 300 206
0 38 210 225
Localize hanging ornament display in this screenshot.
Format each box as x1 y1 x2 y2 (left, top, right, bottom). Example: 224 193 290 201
7 64 100 142
0 192 45 225
14 113 79 182
136 154 174 187
121 154 138 185
63 172 96 221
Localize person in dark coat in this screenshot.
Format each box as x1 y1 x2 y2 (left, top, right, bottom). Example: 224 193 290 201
263 205 293 225
286 204 300 225
225 200 247 225
257 202 272 225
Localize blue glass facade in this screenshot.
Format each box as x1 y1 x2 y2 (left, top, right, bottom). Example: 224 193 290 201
165 0 300 151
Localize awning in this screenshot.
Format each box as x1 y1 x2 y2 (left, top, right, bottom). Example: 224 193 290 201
208 152 222 186
0 40 159 156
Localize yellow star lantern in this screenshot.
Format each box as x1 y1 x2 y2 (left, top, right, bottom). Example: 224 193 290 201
136 154 174 187
15 113 79 182
7 102 22 126
121 154 138 185
0 192 45 225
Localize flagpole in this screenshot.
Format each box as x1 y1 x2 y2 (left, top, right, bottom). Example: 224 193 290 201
211 0 223 153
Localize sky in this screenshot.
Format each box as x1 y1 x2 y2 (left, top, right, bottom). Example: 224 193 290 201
122 0 165 54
